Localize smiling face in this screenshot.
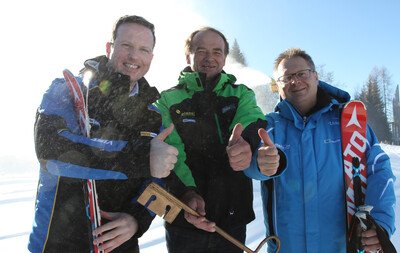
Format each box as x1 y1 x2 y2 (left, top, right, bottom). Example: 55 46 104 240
107 22 154 84
275 56 319 115
186 30 227 81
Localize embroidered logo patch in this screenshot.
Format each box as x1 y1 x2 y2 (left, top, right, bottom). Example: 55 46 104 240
324 138 341 144
140 131 158 138
328 121 340 125
222 104 236 113
181 112 195 117
183 119 196 123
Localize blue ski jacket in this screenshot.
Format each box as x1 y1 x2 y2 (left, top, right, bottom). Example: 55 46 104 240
245 81 396 253
28 56 161 252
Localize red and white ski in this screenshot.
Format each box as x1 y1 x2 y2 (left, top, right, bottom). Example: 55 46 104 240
63 69 103 253
341 100 367 231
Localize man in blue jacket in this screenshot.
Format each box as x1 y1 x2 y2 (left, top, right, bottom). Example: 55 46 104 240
243 48 396 253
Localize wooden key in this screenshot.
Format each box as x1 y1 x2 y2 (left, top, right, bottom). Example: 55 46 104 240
137 183 280 253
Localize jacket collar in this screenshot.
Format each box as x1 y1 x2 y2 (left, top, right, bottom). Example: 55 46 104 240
177 66 237 92
276 81 350 129
81 55 159 102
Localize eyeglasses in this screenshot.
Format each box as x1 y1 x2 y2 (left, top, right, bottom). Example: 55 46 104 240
276 69 314 85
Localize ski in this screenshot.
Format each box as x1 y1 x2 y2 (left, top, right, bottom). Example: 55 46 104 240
341 100 367 229
63 69 103 253
342 101 397 252
341 100 368 253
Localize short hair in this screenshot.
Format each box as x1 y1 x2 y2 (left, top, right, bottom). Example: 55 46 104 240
184 27 229 56
273 48 316 72
111 15 156 48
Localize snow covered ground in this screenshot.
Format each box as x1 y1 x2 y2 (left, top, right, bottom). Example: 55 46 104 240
0 144 398 252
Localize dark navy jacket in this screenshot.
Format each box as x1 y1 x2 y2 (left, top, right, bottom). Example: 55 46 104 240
28 56 161 252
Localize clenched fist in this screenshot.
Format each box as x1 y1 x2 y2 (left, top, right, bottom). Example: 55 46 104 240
226 123 252 171
257 128 279 176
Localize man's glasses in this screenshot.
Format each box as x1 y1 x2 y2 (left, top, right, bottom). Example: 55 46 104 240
276 69 314 85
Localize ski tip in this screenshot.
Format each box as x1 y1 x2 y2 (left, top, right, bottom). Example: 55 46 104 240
63 68 73 75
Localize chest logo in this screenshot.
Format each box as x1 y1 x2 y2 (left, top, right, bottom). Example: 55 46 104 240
221 104 236 114
140 131 158 138
175 109 195 117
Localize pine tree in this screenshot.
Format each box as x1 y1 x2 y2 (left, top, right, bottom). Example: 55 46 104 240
229 39 247 66
356 72 392 142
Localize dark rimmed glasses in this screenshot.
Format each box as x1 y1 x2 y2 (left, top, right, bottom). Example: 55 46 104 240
276 69 315 85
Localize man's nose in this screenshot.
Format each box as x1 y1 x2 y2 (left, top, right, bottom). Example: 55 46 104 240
289 75 301 85
128 48 139 58
203 51 212 59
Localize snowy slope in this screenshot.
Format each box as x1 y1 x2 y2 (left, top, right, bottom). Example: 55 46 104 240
0 144 398 252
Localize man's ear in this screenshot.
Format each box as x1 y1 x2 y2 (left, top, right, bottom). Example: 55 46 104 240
270 78 279 93
106 42 112 58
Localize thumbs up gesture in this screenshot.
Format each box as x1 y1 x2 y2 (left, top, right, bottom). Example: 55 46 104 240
150 124 179 178
257 128 279 176
226 123 252 171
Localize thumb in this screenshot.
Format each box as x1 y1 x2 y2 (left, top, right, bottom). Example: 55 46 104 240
258 128 275 147
229 123 244 146
194 197 206 216
156 123 174 141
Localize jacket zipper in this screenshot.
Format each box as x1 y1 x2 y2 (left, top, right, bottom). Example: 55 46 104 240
303 116 307 128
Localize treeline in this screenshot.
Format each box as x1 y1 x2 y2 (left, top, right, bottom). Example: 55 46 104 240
354 67 394 143
229 40 398 144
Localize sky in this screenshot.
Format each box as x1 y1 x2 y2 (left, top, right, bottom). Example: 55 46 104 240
0 0 399 179
0 1 399 251
191 0 400 93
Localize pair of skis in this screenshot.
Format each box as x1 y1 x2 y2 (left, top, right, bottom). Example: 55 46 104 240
341 101 396 252
63 69 103 253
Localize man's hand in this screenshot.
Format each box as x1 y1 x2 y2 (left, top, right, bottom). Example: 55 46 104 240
361 228 382 252
93 211 138 253
257 128 279 176
226 123 252 171
182 190 216 232
150 124 178 178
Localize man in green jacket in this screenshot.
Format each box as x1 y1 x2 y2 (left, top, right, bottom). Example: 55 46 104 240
154 27 267 253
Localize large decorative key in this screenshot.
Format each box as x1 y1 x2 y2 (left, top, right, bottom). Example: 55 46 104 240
138 182 280 253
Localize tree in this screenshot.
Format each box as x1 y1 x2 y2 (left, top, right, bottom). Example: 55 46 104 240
230 39 247 66
316 64 346 91
316 64 334 83
252 83 279 114
376 67 393 122
355 71 392 142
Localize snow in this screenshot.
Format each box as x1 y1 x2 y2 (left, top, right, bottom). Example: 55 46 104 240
0 144 398 252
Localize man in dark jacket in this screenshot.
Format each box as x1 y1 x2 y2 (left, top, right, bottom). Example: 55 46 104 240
28 15 178 253
154 27 269 253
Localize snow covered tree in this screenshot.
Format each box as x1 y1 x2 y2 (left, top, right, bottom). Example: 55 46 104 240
252 83 279 114
230 39 247 66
